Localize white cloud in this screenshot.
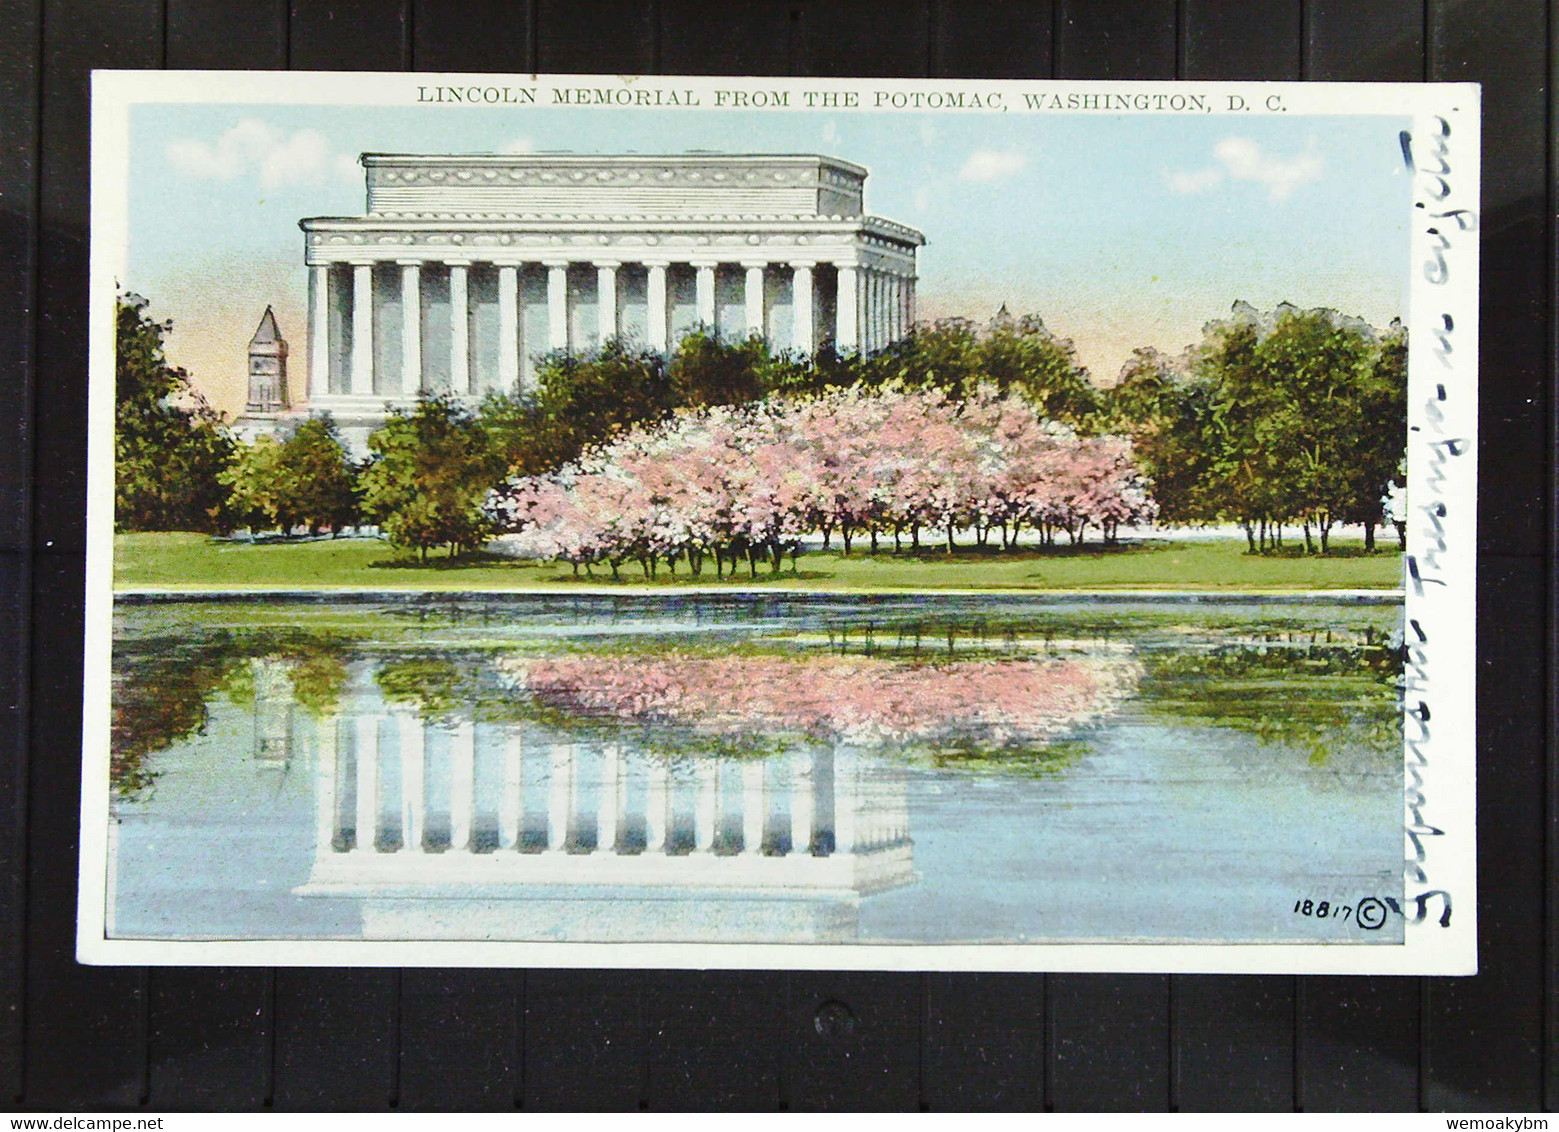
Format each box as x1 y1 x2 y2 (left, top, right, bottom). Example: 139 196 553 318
820 121 840 146
957 149 1027 182
1165 136 1323 202
167 117 360 190
500 137 535 154
1213 136 1323 201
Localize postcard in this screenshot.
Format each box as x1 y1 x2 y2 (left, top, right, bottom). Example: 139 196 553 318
80 72 1478 972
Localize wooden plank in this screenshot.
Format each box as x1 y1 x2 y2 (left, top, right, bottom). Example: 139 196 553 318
1296 977 1419 1110
167 0 286 69
0 0 40 1102
1306 0 1424 81
1173 976 1294 1111
291 0 410 71
412 0 532 74
272 969 397 1110
783 973 920 1111
398 970 521 1111
933 0 1052 80
1423 560 1545 1109
1182 0 1300 80
147 969 270 1110
535 0 655 74
1055 0 1175 80
659 2 797 76
797 0 931 78
1047 975 1170 1111
641 971 783 1110
23 0 160 1105
923 973 1044 1111
522 970 644 1110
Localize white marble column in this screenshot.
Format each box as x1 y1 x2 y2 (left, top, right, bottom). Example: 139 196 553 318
596 262 618 343
547 743 572 852
352 716 379 853
742 262 766 339
791 262 814 355
351 262 374 395
595 744 620 854
498 264 519 391
315 714 339 851
836 263 860 352
309 264 330 398
397 713 425 853
645 759 670 853
790 750 813 855
645 261 669 352
546 262 569 351
448 261 470 396
862 270 876 352
499 727 523 851
741 761 765 856
450 720 475 851
399 261 421 395
694 263 717 327
905 275 917 335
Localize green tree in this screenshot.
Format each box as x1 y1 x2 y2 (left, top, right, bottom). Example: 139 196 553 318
280 416 359 533
527 340 674 469
115 293 235 531
358 395 504 559
220 434 289 532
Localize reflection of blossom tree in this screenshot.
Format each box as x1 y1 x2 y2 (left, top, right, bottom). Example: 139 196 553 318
498 651 1141 750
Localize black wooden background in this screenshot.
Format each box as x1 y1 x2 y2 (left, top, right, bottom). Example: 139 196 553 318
0 0 1552 1112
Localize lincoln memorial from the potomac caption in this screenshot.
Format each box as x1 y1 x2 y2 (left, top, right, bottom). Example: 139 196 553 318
285 152 926 447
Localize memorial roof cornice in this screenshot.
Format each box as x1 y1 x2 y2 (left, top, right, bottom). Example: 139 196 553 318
301 214 926 246
359 152 871 178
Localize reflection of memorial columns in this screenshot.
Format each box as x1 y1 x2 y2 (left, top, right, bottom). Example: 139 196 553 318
836 262 860 352
644 758 670 853
694 761 718 851
499 727 523 851
547 743 572 852
497 263 519 391
352 716 379 853
399 261 422 395
546 261 569 351
694 261 717 327
790 750 814 855
397 711 425 853
833 746 858 854
791 262 815 355
450 719 475 851
350 261 374 395
595 744 621 854
645 261 670 351
742 761 765 856
448 261 471 396
315 713 340 851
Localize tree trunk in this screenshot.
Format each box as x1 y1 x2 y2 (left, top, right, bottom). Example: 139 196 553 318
869 527 879 554
1364 521 1376 552
1319 522 1331 555
1302 519 1314 555
946 520 956 553
911 524 921 550
1243 521 1255 552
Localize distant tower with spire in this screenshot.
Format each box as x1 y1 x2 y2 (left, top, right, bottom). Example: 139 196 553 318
235 306 290 441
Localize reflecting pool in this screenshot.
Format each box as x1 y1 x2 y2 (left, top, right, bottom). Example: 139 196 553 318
106 594 1406 945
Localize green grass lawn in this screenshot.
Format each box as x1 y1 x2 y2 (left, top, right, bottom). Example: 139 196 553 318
115 531 1404 592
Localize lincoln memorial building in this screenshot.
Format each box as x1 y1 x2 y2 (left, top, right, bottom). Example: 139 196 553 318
298 152 926 447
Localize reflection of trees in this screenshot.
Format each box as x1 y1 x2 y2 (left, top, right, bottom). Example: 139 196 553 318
1142 637 1401 764
111 629 352 799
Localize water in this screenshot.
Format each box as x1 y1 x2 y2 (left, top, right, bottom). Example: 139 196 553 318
106 594 1406 945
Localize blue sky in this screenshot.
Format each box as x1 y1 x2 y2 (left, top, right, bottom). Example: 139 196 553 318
127 102 1412 417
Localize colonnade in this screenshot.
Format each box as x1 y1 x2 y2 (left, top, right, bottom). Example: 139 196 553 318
306 711 910 876
308 254 916 398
